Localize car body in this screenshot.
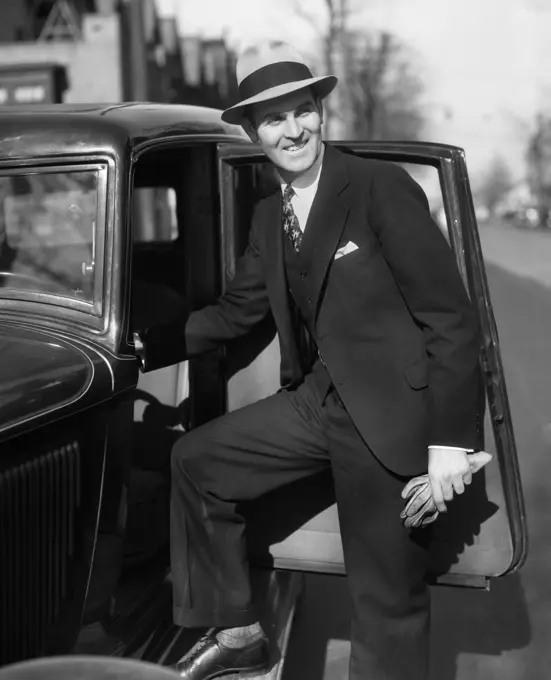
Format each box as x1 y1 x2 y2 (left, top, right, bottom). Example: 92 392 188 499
0 103 527 670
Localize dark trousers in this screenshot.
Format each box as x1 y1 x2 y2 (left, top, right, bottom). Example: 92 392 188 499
170 373 431 680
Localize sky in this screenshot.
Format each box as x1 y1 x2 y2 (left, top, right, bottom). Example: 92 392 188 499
156 0 551 185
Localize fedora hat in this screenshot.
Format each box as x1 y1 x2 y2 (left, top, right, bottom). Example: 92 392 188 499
221 41 338 125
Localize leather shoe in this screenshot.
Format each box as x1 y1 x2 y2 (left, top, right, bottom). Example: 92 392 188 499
173 628 270 679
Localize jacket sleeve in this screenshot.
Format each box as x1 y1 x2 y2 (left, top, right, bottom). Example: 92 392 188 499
185 215 270 354
137 210 271 372
368 162 482 449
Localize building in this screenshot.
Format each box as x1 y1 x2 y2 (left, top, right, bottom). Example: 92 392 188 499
179 35 238 110
0 0 237 109
0 0 126 104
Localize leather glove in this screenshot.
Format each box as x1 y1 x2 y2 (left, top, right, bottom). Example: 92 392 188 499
400 451 493 529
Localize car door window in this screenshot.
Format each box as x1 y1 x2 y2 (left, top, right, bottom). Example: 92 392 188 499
398 163 449 238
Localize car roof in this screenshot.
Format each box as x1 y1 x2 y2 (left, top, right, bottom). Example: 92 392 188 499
0 102 249 161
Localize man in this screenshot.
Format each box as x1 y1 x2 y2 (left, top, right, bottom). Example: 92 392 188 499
137 41 482 680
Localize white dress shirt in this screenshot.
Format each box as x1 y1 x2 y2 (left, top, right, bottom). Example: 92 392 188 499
278 144 325 231
278 147 469 456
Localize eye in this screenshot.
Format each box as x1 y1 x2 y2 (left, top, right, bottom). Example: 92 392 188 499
264 115 282 126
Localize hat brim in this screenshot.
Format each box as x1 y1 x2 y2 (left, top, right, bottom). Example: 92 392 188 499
221 75 338 125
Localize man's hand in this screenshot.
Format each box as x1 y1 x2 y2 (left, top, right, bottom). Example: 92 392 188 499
401 451 492 528
428 447 472 513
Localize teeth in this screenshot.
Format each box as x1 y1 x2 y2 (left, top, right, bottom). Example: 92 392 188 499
285 142 306 152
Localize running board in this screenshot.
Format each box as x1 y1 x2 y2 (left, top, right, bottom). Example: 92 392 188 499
75 566 304 676
162 569 304 678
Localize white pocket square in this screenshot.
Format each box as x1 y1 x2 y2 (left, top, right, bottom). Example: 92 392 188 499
334 241 359 259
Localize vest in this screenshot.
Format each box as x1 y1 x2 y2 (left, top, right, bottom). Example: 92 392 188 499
283 231 333 399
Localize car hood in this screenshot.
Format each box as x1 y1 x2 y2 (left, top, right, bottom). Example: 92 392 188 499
0 325 94 437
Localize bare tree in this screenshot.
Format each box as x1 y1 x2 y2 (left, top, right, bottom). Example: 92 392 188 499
477 156 514 217
292 1 425 140
526 113 551 226
292 0 351 135
344 30 425 141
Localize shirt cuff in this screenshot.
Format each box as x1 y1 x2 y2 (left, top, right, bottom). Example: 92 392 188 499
428 445 475 452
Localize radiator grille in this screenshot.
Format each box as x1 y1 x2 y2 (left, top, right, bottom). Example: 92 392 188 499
0 442 81 664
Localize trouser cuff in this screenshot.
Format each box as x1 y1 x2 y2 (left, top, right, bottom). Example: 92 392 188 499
173 605 259 628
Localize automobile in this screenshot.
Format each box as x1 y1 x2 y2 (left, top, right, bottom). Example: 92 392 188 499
0 103 527 676
501 205 551 230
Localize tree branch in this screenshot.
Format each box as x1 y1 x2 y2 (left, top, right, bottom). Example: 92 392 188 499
291 0 323 35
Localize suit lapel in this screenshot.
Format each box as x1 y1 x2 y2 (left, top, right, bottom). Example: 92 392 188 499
300 144 350 320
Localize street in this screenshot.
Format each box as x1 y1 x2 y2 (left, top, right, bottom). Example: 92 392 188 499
283 221 551 679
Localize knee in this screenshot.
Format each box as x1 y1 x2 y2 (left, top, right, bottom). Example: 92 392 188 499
170 427 211 479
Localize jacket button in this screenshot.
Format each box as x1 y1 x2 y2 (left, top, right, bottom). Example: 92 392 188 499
308 297 313 304
300 271 307 278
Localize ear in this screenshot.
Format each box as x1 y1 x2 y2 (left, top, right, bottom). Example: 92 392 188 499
316 97 324 125
241 118 259 143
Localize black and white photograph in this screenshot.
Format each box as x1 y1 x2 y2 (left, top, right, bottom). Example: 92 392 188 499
0 1 548 679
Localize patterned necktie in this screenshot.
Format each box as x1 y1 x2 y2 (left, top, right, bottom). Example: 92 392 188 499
282 184 303 252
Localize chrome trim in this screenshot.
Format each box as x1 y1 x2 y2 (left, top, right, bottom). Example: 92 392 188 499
0 318 136 362
439 155 469 289
132 134 249 160
92 341 115 391
133 331 145 371
4 348 96 433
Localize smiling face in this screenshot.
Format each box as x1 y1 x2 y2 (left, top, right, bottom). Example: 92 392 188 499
243 88 324 183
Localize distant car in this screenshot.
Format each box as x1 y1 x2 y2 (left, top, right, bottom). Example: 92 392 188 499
503 206 549 229
0 104 527 672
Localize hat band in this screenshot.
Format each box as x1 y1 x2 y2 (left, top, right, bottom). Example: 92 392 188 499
238 61 313 101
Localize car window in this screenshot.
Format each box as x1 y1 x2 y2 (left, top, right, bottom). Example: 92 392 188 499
0 168 100 304
133 187 178 243
225 159 448 264
397 163 449 239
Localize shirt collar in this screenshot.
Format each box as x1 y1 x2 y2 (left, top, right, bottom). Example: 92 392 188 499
278 144 325 197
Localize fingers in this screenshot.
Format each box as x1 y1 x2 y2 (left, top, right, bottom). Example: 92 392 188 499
452 478 465 495
404 498 434 528
441 480 454 502
468 451 492 474
430 477 447 513
401 483 433 518
401 474 429 500
401 484 437 528
420 511 439 527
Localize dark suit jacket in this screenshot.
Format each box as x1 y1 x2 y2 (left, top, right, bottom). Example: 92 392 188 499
143 144 482 476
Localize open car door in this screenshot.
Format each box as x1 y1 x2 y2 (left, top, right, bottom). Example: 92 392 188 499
213 140 528 590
